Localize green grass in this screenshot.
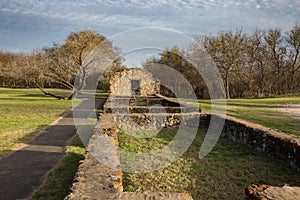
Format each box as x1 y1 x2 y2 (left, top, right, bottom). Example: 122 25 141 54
31 135 86 200
0 88 72 157
120 128 300 199
197 96 300 136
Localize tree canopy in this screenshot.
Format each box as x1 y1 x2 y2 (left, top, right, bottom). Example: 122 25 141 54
143 25 300 98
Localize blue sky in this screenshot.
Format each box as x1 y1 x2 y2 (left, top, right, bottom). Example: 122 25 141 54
0 0 299 66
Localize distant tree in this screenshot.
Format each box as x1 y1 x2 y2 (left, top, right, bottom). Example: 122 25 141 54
1 26 298 99
43 30 122 99
143 46 209 98
285 24 300 93
0 51 20 87
204 30 247 98
246 30 269 97
263 28 287 95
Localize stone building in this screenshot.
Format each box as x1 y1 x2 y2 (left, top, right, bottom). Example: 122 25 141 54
109 68 160 96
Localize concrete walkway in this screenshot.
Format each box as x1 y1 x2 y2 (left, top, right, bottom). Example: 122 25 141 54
0 96 106 200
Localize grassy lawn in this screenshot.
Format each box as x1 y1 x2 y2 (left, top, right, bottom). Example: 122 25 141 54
198 96 300 136
31 135 86 200
2 88 299 199
0 88 72 157
120 128 300 199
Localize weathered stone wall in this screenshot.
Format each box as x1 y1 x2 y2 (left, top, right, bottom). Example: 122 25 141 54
104 94 200 131
110 68 160 96
67 94 299 199
66 114 123 200
199 114 300 171
66 95 194 200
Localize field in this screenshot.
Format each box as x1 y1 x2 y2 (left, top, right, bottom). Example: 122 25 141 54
0 88 109 200
198 96 300 136
0 88 72 157
120 128 300 199
121 96 300 199
1 88 299 199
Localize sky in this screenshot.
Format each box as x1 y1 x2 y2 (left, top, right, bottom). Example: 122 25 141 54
0 0 299 67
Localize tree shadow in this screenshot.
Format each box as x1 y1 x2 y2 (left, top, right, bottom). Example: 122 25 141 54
121 127 300 199
183 129 300 199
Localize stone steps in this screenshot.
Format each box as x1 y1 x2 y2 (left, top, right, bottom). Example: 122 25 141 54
104 106 199 114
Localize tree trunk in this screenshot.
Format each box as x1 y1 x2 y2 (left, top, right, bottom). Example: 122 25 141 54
224 70 230 99
67 89 77 100
36 85 65 100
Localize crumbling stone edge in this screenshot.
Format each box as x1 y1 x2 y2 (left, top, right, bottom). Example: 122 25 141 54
200 114 300 171
65 110 194 199
66 106 300 199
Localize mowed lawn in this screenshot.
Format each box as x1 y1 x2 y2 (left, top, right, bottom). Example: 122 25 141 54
198 96 300 136
121 96 300 199
120 128 300 200
0 88 72 157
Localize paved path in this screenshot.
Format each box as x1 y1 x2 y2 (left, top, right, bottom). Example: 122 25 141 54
0 96 106 200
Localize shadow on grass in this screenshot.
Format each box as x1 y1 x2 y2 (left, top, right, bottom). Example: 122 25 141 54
187 129 300 199
31 95 108 200
31 135 85 200
121 127 300 200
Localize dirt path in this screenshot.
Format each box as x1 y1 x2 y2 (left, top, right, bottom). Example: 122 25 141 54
276 104 300 119
0 97 106 200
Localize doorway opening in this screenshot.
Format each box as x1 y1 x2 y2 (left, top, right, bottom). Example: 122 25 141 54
131 79 141 95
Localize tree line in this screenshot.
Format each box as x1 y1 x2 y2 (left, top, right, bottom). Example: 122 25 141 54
144 25 299 98
0 30 124 99
0 26 299 99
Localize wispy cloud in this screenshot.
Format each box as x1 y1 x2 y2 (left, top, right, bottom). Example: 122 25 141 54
1 0 299 20
0 0 299 51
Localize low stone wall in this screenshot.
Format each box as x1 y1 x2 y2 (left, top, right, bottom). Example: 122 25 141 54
104 95 200 131
66 95 194 200
66 113 123 200
67 95 299 199
113 113 200 131
200 114 300 171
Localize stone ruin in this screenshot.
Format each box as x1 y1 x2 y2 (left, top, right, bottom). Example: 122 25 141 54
109 68 160 96
107 68 200 131
66 68 196 199
66 68 300 199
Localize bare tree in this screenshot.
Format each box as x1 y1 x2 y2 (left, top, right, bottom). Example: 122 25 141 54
264 28 287 95
285 24 300 93
204 30 247 98
43 30 122 99
246 30 269 96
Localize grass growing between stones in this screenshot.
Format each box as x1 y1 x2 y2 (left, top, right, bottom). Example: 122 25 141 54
0 88 72 157
198 96 300 136
31 135 86 200
119 128 300 199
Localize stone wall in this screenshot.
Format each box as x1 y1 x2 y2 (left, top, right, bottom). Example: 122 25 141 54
110 68 160 96
66 95 194 200
104 94 200 131
200 114 300 171
66 113 123 200
67 94 299 199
